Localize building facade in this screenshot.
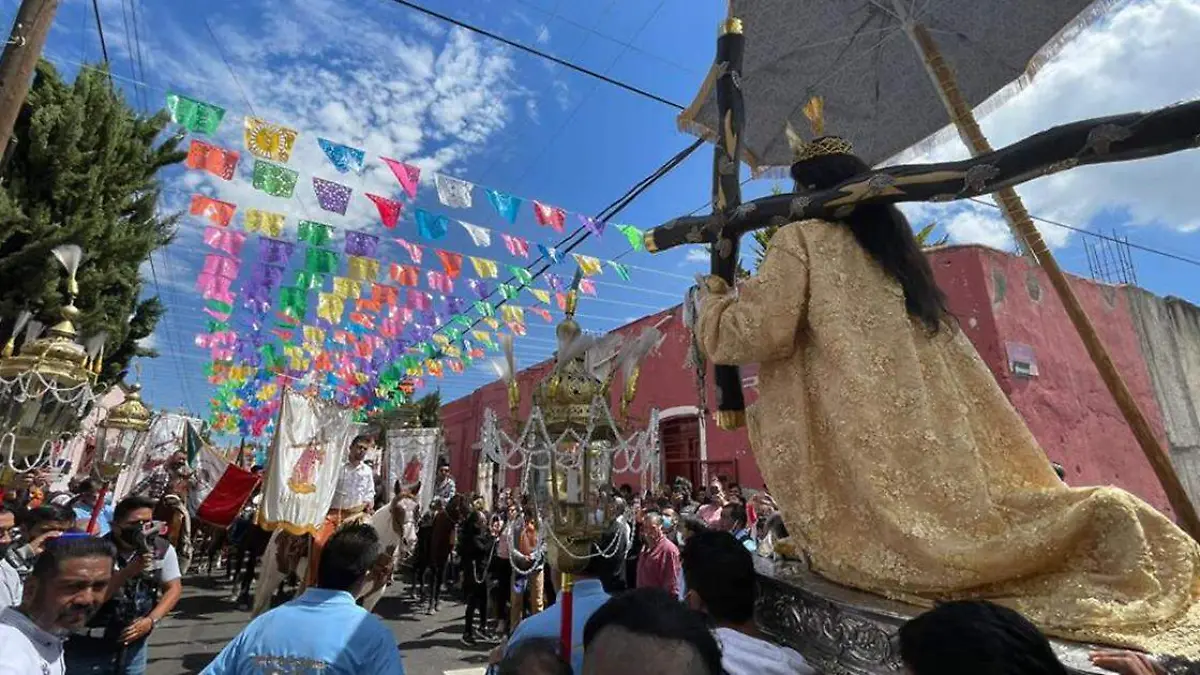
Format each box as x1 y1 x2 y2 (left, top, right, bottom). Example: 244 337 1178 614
441 244 1200 519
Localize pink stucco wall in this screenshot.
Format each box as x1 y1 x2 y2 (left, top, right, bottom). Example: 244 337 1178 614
931 245 1173 517
443 245 1174 518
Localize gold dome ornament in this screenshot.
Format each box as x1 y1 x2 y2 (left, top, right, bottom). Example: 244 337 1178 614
94 382 153 482
0 245 100 472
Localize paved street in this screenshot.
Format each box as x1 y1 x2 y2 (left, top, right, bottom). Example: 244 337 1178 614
145 574 491 675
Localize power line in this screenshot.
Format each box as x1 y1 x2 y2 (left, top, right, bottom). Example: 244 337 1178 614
90 0 109 64
379 0 685 110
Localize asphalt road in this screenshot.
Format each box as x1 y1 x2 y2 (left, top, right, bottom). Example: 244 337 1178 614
144 574 491 675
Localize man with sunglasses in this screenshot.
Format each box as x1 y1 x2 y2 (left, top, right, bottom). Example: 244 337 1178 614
63 495 182 675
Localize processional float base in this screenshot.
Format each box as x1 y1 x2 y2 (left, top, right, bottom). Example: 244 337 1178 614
754 557 1110 675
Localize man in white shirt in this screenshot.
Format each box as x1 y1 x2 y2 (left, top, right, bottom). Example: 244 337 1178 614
681 531 814 675
0 535 116 675
309 435 377 587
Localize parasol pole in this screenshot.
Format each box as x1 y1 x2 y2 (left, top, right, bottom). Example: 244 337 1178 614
559 572 574 663
709 3 749 430
898 13 1200 539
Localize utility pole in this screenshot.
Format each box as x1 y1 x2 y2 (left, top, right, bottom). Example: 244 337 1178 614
0 0 60 162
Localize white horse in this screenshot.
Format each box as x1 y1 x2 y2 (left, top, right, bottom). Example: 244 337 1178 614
251 493 412 617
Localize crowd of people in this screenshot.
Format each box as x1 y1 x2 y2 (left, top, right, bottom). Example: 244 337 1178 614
0 451 1187 675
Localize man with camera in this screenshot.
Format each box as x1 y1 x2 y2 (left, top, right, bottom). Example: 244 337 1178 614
0 504 77 609
64 495 183 675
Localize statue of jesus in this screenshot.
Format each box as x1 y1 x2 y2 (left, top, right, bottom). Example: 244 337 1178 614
696 132 1200 656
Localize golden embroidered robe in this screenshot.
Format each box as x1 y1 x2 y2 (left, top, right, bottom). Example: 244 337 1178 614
698 219 1200 656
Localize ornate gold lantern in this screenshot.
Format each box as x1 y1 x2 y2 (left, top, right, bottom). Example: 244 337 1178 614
479 283 662 661
94 383 153 482
0 246 100 472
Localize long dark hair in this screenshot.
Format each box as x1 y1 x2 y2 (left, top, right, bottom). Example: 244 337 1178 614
791 151 949 332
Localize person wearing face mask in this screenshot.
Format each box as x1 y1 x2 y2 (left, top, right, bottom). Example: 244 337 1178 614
0 536 116 675
635 512 680 599
64 495 183 675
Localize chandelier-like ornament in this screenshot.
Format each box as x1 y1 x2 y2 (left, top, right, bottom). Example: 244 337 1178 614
479 280 662 574
0 245 102 473
94 383 153 482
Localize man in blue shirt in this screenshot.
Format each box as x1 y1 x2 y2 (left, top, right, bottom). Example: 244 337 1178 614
491 541 611 675
202 524 404 675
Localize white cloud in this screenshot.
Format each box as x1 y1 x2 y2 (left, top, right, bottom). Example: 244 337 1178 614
137 332 158 350
893 0 1200 249
535 25 552 44
684 248 709 264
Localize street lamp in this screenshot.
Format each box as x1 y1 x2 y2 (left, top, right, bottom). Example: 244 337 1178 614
86 382 153 534
480 286 661 663
0 245 100 475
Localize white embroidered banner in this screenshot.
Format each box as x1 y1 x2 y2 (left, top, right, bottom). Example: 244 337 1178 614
384 427 441 510
113 412 200 501
258 392 358 534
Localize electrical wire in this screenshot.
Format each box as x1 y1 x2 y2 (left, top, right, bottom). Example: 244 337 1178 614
90 0 110 65
379 0 685 110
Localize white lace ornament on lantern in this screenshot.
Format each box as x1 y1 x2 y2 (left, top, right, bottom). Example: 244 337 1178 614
0 245 100 474
478 280 662 571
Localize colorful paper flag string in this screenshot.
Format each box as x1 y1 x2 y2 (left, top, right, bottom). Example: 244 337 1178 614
318 138 365 174
506 265 533 285
486 189 522 224
502 234 529 258
189 195 237 227
469 257 498 278
573 254 604 276
243 209 286 237
382 157 421 200
435 174 473 209
395 238 423 264
252 160 299 198
366 193 403 229
259 238 295 266
436 250 463 279
614 224 645 251
344 230 380 258
244 117 299 162
391 262 420 287
203 227 246 256
305 247 339 275
415 209 448 241
608 260 631 281
537 244 561 264
533 201 566 232
579 215 605 237
347 256 380 282
313 177 353 215
298 220 333 247
186 140 239 180
459 221 491 247
165 93 226 134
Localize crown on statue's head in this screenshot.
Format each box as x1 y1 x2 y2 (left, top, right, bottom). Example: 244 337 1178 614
786 96 854 163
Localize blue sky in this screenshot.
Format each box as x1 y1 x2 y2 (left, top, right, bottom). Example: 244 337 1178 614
15 0 1200 422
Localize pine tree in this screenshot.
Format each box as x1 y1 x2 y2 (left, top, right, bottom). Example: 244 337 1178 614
0 61 184 384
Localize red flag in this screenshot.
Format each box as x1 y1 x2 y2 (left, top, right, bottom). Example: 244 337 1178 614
390 263 420 287
196 466 261 528
186 139 240 180
533 201 566 232
189 195 237 227
366 193 404 228
436 249 463 279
